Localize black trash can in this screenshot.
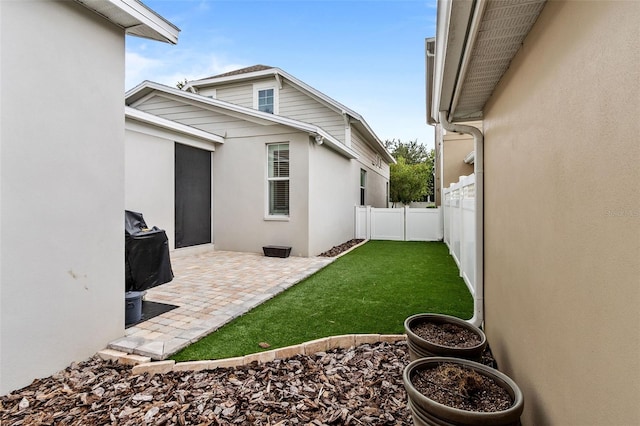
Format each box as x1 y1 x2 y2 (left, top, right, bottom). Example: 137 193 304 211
125 291 143 325
125 210 174 292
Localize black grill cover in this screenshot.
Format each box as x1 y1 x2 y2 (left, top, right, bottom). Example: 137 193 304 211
125 210 173 292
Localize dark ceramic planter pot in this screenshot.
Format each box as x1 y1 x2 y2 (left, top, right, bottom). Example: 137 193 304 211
403 357 524 426
404 313 487 361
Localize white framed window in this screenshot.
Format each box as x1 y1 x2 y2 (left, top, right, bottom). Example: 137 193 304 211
267 143 289 216
254 82 278 114
360 169 366 206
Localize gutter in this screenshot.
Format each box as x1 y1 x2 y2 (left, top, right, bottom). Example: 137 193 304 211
431 0 488 328
449 0 487 118
440 112 484 328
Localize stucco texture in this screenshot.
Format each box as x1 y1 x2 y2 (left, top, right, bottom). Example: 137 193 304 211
482 1 640 424
213 130 311 256
442 131 474 189
1 1 125 394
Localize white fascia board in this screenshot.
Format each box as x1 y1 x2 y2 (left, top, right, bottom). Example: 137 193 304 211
126 81 357 159
119 0 179 44
277 70 394 163
184 67 386 158
315 129 358 160
352 118 396 164
186 67 351 116
75 0 179 44
432 0 451 119
433 0 475 119
426 37 437 125
125 106 224 144
183 69 278 91
271 69 391 163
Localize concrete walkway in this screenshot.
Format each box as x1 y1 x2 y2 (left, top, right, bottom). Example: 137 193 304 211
109 248 334 360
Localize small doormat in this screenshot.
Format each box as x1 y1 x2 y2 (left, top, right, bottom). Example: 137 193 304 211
126 300 179 329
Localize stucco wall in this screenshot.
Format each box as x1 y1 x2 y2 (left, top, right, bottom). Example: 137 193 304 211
442 130 474 189
213 130 311 256
125 123 221 251
308 141 354 255
0 1 125 394
482 1 640 424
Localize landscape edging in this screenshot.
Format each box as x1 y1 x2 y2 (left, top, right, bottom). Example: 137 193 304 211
98 334 406 376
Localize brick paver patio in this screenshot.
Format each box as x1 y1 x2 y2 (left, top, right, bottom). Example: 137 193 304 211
109 249 334 359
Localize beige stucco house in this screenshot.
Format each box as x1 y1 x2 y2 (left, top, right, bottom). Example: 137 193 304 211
0 0 178 395
428 0 639 424
125 66 393 257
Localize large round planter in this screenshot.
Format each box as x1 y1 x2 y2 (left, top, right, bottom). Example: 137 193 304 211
404 313 487 361
403 357 524 426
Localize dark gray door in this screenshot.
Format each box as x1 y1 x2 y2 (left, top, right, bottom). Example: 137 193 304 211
175 143 211 248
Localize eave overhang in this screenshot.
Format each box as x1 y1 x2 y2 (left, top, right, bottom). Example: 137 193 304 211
74 0 180 44
125 106 225 145
429 0 546 124
126 81 358 160
184 68 395 164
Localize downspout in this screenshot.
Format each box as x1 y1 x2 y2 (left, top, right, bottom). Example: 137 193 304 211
439 111 484 328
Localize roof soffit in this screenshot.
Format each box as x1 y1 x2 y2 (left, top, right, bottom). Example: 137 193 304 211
74 0 179 44
438 0 547 122
184 66 394 163
125 81 358 159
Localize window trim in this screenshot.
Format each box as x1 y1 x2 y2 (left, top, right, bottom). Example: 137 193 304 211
253 82 279 114
265 142 290 219
360 168 366 206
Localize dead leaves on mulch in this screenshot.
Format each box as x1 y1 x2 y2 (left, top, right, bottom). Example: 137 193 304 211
1 341 411 425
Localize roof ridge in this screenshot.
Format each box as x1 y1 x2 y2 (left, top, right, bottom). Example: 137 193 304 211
195 64 273 81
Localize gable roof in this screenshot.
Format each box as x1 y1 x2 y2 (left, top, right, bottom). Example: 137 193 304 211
201 64 273 79
125 81 358 160
428 0 546 123
125 106 224 145
183 66 395 164
74 0 180 44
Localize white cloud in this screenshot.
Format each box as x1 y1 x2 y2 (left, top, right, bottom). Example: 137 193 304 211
125 48 247 90
125 51 164 89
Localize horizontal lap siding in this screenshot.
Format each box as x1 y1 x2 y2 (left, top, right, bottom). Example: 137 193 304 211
211 83 253 108
134 95 259 134
279 83 345 143
351 129 378 166
352 129 389 208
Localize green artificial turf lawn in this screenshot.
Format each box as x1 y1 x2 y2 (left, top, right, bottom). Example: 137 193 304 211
171 240 473 361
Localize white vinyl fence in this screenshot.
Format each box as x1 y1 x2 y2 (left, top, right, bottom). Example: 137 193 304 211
355 206 443 242
443 174 476 296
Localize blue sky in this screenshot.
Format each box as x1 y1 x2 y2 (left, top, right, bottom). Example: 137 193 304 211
126 0 437 147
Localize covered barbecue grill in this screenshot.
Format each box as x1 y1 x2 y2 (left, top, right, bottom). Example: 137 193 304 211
125 210 173 292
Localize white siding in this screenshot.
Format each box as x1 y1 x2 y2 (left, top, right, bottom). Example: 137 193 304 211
197 78 347 144
134 95 265 137
279 82 346 142
1 1 125 394
351 129 390 208
204 82 253 107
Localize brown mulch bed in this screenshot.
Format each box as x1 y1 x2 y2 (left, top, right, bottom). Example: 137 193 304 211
318 239 365 257
411 321 481 348
0 341 411 425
